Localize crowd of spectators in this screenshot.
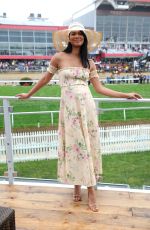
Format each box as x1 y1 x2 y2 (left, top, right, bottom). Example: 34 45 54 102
0 60 49 72
0 58 150 84
96 60 132 73
104 72 150 84
1 58 150 73
92 57 150 73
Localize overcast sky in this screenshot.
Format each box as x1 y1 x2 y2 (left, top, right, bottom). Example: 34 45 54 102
0 0 93 25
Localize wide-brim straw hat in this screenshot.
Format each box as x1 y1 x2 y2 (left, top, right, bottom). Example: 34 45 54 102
52 22 103 52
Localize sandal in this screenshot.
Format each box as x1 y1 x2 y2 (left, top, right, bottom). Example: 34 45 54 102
88 202 99 212
88 187 99 212
73 185 82 202
73 194 82 202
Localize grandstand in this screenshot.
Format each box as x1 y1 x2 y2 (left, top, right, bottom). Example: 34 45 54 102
0 2 150 73
0 13 66 61
68 0 150 59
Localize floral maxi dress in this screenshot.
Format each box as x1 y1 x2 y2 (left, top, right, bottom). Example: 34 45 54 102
47 65 102 187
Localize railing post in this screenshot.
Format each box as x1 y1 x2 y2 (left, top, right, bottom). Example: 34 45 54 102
3 99 14 184
51 112 54 125
123 109 126 121
11 113 14 127
95 99 103 189
95 100 99 115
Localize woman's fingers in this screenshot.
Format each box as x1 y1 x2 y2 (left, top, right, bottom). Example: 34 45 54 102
15 93 29 99
135 93 143 99
127 93 142 100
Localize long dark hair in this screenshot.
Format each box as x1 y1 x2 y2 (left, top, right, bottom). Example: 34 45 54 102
63 31 90 68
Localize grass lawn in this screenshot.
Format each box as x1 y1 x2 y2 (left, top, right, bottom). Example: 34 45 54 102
0 84 150 129
0 84 150 188
0 151 149 188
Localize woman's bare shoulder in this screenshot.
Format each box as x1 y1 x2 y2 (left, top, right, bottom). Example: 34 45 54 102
50 52 64 67
52 52 64 60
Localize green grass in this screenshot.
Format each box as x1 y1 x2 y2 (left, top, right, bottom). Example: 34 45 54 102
0 84 149 188
102 151 150 188
0 84 150 129
0 151 149 188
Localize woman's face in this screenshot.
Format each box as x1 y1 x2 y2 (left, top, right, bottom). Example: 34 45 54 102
69 30 84 48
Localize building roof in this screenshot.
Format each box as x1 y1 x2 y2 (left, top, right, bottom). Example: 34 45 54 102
0 16 54 25
128 0 150 2
72 0 150 20
0 23 66 31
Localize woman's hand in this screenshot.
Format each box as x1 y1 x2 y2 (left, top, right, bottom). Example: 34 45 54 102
126 93 142 100
16 93 30 99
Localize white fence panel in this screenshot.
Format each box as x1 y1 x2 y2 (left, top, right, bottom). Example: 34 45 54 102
100 124 150 154
0 130 58 163
0 124 150 163
0 134 6 162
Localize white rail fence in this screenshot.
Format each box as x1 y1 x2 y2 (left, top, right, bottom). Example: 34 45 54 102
0 124 150 163
0 96 150 184
1 106 149 127
1 77 148 86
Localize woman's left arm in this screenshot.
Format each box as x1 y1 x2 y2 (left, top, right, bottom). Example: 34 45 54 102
89 61 142 99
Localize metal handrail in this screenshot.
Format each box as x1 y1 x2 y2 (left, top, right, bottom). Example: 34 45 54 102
0 96 150 185
0 96 150 102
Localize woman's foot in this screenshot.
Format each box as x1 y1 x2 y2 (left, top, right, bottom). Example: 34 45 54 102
88 186 99 212
73 185 82 202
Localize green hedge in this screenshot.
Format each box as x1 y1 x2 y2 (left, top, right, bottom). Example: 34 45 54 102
19 77 33 86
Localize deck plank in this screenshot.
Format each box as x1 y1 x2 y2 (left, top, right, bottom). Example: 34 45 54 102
0 184 150 230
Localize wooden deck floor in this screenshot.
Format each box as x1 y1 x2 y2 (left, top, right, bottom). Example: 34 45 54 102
0 183 150 230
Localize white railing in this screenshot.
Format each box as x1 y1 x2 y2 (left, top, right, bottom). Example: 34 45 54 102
1 77 149 86
1 106 150 127
100 124 150 154
0 130 58 163
10 110 59 127
0 96 150 184
0 79 59 86
0 124 150 163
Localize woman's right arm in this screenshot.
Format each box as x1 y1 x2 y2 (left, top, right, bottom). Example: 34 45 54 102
16 71 53 99
16 54 59 99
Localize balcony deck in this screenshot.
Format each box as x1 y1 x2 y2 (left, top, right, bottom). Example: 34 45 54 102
0 182 150 230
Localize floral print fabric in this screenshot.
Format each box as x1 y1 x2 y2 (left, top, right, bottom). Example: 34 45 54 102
56 67 102 187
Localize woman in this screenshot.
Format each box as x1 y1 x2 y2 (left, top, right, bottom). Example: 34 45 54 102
17 22 142 212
